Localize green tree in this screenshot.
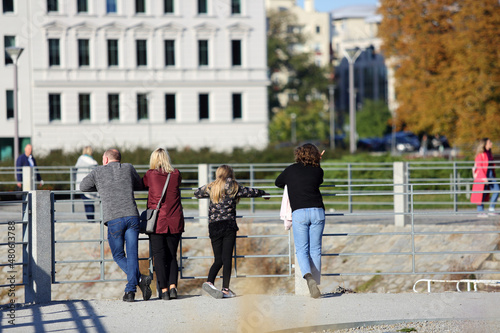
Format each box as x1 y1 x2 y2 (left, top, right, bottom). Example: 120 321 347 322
356 99 392 138
269 100 330 143
378 0 500 145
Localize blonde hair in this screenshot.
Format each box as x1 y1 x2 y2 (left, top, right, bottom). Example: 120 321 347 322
475 138 490 156
149 148 174 173
82 146 93 156
207 165 239 204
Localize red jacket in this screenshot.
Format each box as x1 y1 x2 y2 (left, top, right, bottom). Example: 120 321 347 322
470 151 495 204
143 169 184 234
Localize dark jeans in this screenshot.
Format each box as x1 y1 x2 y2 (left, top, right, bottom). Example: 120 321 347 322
207 229 236 289
149 232 181 289
80 194 95 220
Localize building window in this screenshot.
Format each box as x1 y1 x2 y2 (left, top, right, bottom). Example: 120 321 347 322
231 0 240 14
164 0 174 13
135 0 145 13
4 35 15 65
107 39 118 66
78 39 90 67
198 40 208 67
316 26 320 34
108 94 119 120
3 0 14 13
49 94 61 122
164 40 175 66
48 39 60 66
47 0 58 12
232 93 242 119
6 90 13 119
79 94 90 121
165 94 176 120
137 94 148 120
77 0 88 12
231 40 241 66
198 0 207 14
199 93 209 120
106 0 117 13
136 40 147 66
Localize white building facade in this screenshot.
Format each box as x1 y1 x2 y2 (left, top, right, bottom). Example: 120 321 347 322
0 0 269 160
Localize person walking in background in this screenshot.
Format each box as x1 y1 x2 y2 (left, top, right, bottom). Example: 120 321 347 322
471 138 499 217
80 148 152 302
75 146 98 221
194 165 269 299
275 143 325 298
142 148 185 301
16 144 43 190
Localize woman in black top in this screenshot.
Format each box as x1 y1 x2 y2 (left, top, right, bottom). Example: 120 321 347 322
275 143 325 298
195 165 269 298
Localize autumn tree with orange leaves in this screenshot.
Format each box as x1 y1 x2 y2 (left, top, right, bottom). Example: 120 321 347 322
378 0 500 146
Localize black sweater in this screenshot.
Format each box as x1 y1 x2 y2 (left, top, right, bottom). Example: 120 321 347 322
275 163 324 212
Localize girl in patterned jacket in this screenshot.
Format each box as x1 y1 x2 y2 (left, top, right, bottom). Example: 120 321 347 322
194 164 269 298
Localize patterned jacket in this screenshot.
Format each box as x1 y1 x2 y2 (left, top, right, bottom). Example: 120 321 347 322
194 178 266 238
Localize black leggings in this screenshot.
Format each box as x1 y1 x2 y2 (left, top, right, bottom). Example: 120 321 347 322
149 232 181 289
207 230 236 289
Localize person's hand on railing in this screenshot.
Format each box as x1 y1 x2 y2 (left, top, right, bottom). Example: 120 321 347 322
263 192 271 200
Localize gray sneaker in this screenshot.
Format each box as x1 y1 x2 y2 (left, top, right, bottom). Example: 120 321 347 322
222 288 236 298
202 282 223 299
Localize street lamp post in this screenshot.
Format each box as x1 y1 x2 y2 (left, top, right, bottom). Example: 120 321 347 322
328 84 335 149
290 113 297 144
6 46 24 164
343 48 362 154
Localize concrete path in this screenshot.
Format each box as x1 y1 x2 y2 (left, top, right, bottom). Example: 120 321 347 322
2 292 500 332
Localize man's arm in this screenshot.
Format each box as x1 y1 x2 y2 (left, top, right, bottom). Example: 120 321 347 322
80 172 97 192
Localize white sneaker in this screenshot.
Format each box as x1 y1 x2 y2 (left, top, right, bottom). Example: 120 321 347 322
489 209 499 216
222 288 236 298
202 282 223 299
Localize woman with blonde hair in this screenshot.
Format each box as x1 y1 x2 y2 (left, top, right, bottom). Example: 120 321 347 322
75 146 98 221
142 148 184 300
194 165 269 298
471 138 499 217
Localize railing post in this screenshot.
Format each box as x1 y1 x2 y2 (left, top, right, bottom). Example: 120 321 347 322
30 190 52 303
250 165 255 213
294 257 309 296
22 192 33 303
22 166 33 191
348 164 352 213
198 164 209 225
393 162 409 227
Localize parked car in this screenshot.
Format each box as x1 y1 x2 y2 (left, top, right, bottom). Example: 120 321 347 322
384 132 420 152
357 137 386 152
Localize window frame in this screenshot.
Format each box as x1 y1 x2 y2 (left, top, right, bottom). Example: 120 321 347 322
2 0 14 13
198 40 208 67
47 0 58 12
165 93 176 120
4 35 15 65
49 93 61 122
136 39 147 67
107 39 119 67
48 38 61 66
164 0 174 14
197 0 207 14
106 0 117 13
6 90 13 119
78 93 91 121
77 0 88 13
137 93 148 120
108 94 120 121
199 93 209 120
231 39 241 67
232 93 242 120
78 39 90 67
135 0 145 14
231 0 240 14
164 40 175 67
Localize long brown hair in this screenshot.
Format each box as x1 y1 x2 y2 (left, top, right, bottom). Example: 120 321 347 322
206 165 239 203
294 143 321 167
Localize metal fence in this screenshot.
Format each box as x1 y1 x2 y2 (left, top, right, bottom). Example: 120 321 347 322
1 161 500 303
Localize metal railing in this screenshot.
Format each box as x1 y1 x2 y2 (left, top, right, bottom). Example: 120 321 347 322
1 161 500 303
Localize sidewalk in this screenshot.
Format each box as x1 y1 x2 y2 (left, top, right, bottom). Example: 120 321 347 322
2 292 500 332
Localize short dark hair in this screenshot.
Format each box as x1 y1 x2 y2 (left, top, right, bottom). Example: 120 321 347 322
294 143 321 167
104 148 121 162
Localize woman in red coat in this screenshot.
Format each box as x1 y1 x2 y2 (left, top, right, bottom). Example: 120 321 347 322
143 148 184 300
471 138 499 217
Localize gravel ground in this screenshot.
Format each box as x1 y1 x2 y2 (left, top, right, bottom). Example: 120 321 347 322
329 319 500 332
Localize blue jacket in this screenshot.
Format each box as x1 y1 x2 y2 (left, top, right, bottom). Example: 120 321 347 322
16 154 42 182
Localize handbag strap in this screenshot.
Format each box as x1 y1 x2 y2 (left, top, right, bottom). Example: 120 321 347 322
155 173 171 210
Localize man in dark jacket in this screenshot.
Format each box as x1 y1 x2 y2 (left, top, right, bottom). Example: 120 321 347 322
16 144 42 190
80 148 151 302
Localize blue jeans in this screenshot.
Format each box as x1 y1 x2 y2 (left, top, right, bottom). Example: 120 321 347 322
292 207 325 285
80 194 95 220
107 216 141 293
477 170 499 211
